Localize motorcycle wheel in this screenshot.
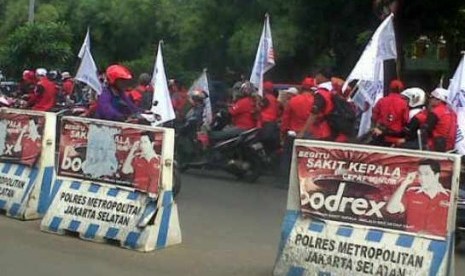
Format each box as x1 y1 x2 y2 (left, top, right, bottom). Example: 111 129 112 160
239 158 261 183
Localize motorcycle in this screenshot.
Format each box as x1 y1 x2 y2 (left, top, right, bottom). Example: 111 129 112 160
175 109 269 182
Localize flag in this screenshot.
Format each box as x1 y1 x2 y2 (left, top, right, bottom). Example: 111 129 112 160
188 69 212 125
78 27 91 59
151 41 175 126
448 53 465 154
250 14 275 96
343 13 397 137
75 47 102 95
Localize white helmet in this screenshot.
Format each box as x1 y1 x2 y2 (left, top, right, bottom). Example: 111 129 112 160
35 68 47 77
401 87 426 108
430 87 449 103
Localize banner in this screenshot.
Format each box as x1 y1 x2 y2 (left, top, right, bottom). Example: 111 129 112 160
0 109 45 166
296 144 455 239
75 47 102 95
57 117 164 197
78 27 91 59
448 53 465 154
344 13 397 137
250 14 275 96
151 41 176 126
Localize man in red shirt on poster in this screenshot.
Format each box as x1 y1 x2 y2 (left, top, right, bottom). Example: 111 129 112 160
13 119 42 166
386 159 450 237
122 135 161 196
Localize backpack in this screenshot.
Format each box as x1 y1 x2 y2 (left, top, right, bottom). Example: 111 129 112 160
326 94 357 138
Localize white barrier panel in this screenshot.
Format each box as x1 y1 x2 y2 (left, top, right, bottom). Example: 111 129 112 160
40 117 181 251
273 140 460 276
0 108 56 219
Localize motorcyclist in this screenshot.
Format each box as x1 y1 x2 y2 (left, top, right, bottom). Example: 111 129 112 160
95 64 144 122
127 73 154 110
258 81 280 153
397 87 428 149
424 88 457 152
209 81 258 141
30 68 58 111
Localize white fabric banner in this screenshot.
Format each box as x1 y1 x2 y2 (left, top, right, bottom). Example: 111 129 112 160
151 42 176 126
250 15 275 96
343 14 397 137
447 54 465 154
75 47 102 95
77 27 91 59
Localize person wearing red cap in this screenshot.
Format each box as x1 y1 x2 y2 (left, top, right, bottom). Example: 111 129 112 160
371 79 409 146
424 88 457 152
259 81 280 153
95 64 142 121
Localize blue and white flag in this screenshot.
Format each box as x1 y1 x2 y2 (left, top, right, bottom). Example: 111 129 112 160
250 14 275 96
151 41 175 126
78 27 91 59
343 13 397 137
448 53 465 154
188 69 212 125
75 47 102 95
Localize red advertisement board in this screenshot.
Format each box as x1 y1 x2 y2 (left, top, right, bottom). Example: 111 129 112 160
296 144 456 238
58 117 163 197
0 109 45 166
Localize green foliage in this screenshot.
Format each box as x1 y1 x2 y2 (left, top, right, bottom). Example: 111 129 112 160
0 0 464 82
0 22 73 76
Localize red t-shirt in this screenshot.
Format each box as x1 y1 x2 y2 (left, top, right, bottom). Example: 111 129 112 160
403 187 450 237
372 93 409 132
32 78 58 111
280 93 314 133
261 93 279 123
62 79 74 96
132 156 160 194
21 137 41 166
229 97 257 130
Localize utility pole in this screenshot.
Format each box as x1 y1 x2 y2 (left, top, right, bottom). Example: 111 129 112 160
28 0 35 23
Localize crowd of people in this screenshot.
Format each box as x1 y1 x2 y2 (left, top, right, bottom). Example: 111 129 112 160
2 65 459 164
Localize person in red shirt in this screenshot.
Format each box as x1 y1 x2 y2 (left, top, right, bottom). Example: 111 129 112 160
279 77 316 184
371 80 409 146
122 134 161 196
425 88 457 152
127 73 154 110
397 87 428 149
30 68 58 111
61 72 75 97
258 81 280 153
209 81 258 141
386 159 450 237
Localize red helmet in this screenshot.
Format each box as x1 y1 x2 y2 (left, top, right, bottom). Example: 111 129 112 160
301 77 315 90
106 64 132 85
389 79 404 93
263 81 274 92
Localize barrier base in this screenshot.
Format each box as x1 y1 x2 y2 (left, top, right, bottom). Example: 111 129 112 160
273 211 451 276
0 163 54 220
40 179 182 252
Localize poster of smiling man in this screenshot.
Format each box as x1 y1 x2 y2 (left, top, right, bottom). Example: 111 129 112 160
0 109 45 166
296 141 459 239
58 117 163 197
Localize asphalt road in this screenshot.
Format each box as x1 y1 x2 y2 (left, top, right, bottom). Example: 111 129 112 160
1 171 465 276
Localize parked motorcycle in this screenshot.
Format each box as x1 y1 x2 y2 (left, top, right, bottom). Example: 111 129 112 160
175 108 269 182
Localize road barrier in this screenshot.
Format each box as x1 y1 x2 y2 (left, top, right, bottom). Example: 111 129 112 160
0 108 57 219
273 140 460 276
40 117 181 251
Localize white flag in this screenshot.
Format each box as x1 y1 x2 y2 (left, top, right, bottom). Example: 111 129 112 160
188 69 212 125
75 47 102 94
151 41 175 126
343 13 397 137
448 54 465 154
78 27 91 59
250 14 275 96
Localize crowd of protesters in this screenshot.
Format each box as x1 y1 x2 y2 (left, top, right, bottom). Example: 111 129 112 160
2 65 458 162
